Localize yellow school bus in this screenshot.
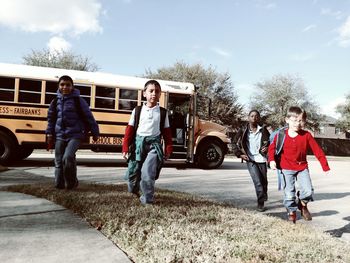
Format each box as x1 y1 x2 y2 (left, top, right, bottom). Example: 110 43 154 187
0 63 230 168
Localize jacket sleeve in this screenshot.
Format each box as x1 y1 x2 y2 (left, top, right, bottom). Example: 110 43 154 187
232 128 244 158
122 125 135 153
267 135 277 163
46 100 56 135
79 97 99 137
161 127 173 156
307 132 330 171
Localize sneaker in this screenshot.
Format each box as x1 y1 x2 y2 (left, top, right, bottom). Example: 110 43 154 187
257 203 267 212
66 180 79 190
140 195 154 205
288 211 297 223
298 201 312 221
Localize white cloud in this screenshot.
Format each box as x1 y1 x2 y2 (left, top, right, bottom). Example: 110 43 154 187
302 24 317 32
321 97 346 118
47 36 71 54
0 0 102 36
338 16 350 47
210 47 231 58
321 8 343 20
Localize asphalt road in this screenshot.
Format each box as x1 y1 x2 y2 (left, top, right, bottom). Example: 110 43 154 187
8 151 350 243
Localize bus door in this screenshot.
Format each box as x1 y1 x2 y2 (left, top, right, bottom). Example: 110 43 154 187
167 93 191 160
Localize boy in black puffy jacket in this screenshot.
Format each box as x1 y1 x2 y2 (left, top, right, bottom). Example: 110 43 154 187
46 75 99 189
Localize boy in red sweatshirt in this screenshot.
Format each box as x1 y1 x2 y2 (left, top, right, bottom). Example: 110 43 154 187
268 106 330 223
122 80 173 204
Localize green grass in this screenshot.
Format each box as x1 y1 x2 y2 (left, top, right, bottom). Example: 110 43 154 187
5 182 350 263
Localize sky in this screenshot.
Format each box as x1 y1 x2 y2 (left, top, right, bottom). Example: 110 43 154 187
0 0 349 117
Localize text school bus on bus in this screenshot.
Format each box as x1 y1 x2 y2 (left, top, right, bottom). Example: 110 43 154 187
0 63 231 169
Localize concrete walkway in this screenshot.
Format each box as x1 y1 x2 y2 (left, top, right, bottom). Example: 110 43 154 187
0 170 131 263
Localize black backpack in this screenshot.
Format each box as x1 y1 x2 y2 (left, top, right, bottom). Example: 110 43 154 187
133 105 167 132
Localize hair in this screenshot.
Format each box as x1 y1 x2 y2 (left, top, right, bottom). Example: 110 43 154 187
286 106 307 120
248 109 260 117
144 79 161 91
58 75 74 86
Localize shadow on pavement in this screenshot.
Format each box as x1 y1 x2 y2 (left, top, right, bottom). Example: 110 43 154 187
326 216 350 238
314 192 350 201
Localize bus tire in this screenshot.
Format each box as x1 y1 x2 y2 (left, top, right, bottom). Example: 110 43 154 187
196 140 225 169
17 146 34 160
0 131 17 165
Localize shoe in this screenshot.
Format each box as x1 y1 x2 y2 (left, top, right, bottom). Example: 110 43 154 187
132 191 140 198
66 180 79 190
298 201 312 221
288 211 297 223
140 195 154 205
257 203 267 212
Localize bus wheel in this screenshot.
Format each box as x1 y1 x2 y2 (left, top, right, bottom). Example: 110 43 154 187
197 140 224 169
0 131 17 165
17 146 34 160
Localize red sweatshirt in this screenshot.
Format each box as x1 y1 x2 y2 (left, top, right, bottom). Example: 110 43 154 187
268 129 330 172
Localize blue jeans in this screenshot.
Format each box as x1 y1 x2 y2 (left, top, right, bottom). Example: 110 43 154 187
54 138 81 189
128 146 160 204
246 162 268 205
281 168 314 212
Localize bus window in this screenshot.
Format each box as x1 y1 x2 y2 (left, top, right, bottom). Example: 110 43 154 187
0 76 15 102
18 79 41 104
45 81 58 104
119 89 137 111
75 84 91 106
95 86 115 109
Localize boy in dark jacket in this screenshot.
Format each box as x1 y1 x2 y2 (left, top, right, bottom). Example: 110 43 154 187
232 110 270 211
46 75 99 189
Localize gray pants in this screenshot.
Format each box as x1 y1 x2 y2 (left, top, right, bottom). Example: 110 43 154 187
128 146 161 204
54 138 81 189
246 162 268 205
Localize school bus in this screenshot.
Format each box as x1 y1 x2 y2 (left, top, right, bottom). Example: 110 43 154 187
0 63 230 168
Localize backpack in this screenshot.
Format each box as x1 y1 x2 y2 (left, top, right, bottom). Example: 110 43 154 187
49 97 91 140
269 127 287 168
128 105 167 153
133 105 167 132
269 127 287 191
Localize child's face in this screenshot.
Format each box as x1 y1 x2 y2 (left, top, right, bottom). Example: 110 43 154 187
248 111 260 125
59 80 73 95
143 84 161 106
286 114 305 132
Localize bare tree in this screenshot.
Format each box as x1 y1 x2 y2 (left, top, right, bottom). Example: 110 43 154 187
144 61 243 128
250 74 323 131
23 48 98 72
336 93 350 133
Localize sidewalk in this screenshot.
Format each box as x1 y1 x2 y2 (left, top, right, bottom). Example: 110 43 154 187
0 170 131 263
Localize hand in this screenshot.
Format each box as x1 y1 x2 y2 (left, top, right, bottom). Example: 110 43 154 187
325 171 331 176
269 161 277 170
92 135 99 142
240 154 249 161
47 135 54 145
122 152 128 160
46 134 54 151
260 146 268 153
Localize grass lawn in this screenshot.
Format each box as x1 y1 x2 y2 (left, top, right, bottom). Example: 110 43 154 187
5 182 350 263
